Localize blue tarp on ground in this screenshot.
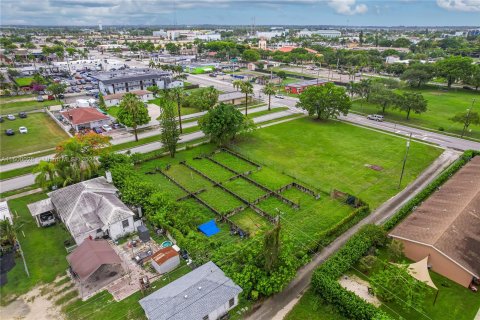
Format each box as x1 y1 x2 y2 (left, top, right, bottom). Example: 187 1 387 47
198 219 220 237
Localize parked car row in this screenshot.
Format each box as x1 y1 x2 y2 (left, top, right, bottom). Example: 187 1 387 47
0 112 27 122
4 126 28 136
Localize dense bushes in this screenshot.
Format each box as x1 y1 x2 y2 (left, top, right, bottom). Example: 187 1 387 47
384 150 479 230
311 225 391 320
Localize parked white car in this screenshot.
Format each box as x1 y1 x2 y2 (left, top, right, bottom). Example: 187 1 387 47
275 94 285 99
367 114 384 122
19 126 28 134
102 124 113 132
7 114 15 120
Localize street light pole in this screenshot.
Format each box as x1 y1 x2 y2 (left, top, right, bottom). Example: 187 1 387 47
398 133 412 189
461 98 475 138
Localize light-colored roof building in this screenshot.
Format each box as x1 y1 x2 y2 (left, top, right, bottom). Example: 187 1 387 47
139 261 242 320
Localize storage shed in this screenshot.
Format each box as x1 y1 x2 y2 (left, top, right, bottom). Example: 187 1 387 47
150 246 180 274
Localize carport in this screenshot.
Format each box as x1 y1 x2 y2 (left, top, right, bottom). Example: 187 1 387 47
27 198 55 227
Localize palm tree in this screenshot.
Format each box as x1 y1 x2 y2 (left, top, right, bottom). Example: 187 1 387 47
149 60 156 68
262 82 276 111
170 87 185 133
33 160 57 190
0 220 16 253
233 80 254 116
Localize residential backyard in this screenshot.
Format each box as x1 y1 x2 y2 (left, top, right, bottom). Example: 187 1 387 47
1 193 71 305
0 112 69 158
351 87 480 140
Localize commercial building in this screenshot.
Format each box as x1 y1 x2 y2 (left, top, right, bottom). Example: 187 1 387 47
298 29 342 38
195 33 222 41
139 261 242 320
92 68 179 95
389 156 480 288
285 79 329 94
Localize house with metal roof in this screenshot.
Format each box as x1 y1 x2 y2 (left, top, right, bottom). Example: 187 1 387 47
284 79 329 94
139 261 242 320
389 156 480 288
27 177 136 245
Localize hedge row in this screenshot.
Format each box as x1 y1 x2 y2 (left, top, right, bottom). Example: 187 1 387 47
383 150 479 230
311 224 391 320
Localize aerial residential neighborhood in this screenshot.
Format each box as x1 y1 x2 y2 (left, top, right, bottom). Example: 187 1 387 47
0 1 479 320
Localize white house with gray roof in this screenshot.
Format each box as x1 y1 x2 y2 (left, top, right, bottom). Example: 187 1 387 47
27 177 135 244
139 261 242 320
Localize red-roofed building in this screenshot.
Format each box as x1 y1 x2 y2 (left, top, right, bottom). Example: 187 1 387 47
61 108 110 132
276 46 318 54
150 246 180 274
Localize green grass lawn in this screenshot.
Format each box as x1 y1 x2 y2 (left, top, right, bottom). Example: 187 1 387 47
247 107 289 120
0 99 60 114
285 289 348 320
149 98 200 116
106 106 119 117
0 165 36 180
0 94 35 102
0 112 69 158
230 117 442 208
14 77 34 87
348 247 480 320
1 193 71 305
352 88 480 140
229 208 270 236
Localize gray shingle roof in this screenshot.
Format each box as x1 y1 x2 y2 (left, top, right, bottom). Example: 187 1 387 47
139 261 242 320
48 177 134 243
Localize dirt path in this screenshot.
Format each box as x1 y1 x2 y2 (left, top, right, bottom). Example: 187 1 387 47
246 149 460 320
0 276 76 320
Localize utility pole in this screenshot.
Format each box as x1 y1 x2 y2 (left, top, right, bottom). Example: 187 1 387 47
461 98 475 138
398 133 412 189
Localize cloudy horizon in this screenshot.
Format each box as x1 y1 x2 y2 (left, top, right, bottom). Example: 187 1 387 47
1 0 479 27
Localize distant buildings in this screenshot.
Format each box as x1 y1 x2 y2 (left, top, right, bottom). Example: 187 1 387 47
297 29 341 38
104 89 154 107
256 30 286 40
92 68 179 94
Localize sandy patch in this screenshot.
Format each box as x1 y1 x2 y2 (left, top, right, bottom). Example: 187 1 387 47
0 276 72 320
338 274 381 307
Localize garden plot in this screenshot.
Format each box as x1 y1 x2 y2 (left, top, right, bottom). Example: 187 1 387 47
197 188 244 214
223 178 266 202
188 158 235 182
165 164 212 192
229 208 270 236
211 151 259 174
142 172 186 199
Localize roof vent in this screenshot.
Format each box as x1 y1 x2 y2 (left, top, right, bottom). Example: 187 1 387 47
198 286 202 290
184 295 188 299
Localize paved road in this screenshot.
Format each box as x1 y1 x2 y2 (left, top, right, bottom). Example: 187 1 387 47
188 74 480 152
246 149 461 320
0 110 299 193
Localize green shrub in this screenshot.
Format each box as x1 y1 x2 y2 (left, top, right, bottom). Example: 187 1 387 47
311 224 391 320
383 150 479 230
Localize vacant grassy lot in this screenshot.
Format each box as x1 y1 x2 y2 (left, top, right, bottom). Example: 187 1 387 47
231 117 442 208
352 88 480 140
149 98 199 116
14 77 34 87
285 289 347 320
0 112 69 158
0 94 35 102
1 193 71 305
0 99 60 114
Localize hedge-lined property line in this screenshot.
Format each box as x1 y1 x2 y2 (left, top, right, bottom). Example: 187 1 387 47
383 150 479 230
311 225 392 320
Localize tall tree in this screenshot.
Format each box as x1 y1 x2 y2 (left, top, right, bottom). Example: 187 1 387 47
435 56 473 88
33 160 57 190
400 64 434 88
199 103 253 145
160 99 180 157
296 83 351 120
98 93 106 110
465 64 480 90
242 49 261 62
396 92 428 120
369 87 399 114
450 110 480 138
233 80 254 116
262 82 276 111
170 87 185 133
117 93 151 141
264 220 281 273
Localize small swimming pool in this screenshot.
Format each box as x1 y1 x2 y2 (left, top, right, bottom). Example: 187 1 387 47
161 240 173 248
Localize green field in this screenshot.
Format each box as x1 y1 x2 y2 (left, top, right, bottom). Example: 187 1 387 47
0 99 60 114
149 98 199 116
0 94 35 102
1 193 71 305
0 112 69 158
285 289 347 320
230 117 443 208
352 88 480 140
14 77 34 87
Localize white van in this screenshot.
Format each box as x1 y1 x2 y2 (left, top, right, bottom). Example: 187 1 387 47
367 114 384 122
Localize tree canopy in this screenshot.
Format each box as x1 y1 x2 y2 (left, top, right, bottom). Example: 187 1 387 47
160 98 180 157
297 83 351 120
117 93 151 141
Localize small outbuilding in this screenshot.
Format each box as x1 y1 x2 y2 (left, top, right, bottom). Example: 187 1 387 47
150 246 180 274
60 107 110 132
27 198 55 227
